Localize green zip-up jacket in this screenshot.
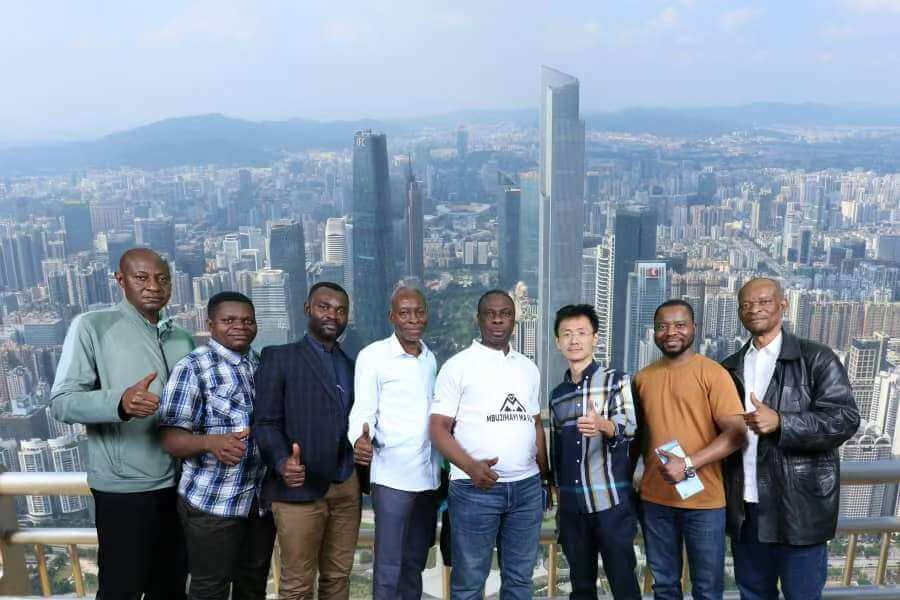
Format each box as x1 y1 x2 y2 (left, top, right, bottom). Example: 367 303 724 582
51 300 195 493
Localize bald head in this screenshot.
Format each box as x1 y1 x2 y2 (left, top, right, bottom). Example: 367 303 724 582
118 247 168 276
389 286 427 348
115 247 172 323
391 286 426 311
738 277 787 341
739 277 784 302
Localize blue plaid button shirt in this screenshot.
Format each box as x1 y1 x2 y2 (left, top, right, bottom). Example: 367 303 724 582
159 339 264 517
549 361 638 513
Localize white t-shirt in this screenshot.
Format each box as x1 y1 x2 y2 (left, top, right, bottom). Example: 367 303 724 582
430 340 541 482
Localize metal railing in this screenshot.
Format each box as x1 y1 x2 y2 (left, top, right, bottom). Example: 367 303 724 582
1 461 899 598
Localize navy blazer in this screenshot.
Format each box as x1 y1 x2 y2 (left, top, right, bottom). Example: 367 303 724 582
254 338 366 503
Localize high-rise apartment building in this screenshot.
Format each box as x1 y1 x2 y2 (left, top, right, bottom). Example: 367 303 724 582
251 269 293 350
624 262 668 375
612 207 657 370
267 219 308 339
581 237 614 367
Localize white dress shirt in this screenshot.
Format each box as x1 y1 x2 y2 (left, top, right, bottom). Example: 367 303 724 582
349 334 440 492
430 339 541 483
742 331 782 503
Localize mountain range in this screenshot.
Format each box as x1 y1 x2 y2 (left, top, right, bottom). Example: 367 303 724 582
1 103 899 176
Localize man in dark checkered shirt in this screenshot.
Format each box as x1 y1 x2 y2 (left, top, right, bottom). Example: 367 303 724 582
549 304 641 600
160 291 275 599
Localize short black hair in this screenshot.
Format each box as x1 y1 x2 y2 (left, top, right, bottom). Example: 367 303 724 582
207 291 254 319
653 299 695 323
554 304 599 337
476 289 514 314
308 281 348 301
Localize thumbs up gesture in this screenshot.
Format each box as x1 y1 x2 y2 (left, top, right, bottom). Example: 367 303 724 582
576 401 616 438
743 392 780 435
354 423 374 466
280 442 306 488
120 372 160 418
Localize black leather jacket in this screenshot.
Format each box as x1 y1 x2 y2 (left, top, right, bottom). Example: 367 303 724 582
721 330 859 545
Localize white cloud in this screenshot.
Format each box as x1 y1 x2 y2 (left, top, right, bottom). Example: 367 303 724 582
720 7 764 31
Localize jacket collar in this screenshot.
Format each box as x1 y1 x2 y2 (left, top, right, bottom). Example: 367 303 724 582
117 299 171 337
722 326 801 371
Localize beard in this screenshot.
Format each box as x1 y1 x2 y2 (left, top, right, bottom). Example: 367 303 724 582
658 334 695 358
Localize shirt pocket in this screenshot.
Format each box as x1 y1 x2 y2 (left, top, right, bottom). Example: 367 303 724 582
205 383 245 431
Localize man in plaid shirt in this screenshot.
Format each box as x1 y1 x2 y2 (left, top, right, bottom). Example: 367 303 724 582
549 304 641 600
160 291 275 599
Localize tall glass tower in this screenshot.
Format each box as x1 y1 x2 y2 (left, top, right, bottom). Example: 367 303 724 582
352 131 394 345
537 67 585 405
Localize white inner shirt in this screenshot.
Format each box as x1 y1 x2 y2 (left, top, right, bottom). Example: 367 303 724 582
349 334 440 492
430 339 541 483
741 331 782 503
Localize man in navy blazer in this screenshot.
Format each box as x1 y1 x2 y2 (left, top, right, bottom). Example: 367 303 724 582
255 281 361 600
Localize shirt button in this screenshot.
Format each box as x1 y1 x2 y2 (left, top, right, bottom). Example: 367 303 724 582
576 459 580 463
575 479 580 484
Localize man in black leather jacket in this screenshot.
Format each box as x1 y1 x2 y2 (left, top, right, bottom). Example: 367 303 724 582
721 278 858 600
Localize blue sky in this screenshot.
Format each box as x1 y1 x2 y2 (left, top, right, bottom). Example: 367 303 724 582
2 0 899 142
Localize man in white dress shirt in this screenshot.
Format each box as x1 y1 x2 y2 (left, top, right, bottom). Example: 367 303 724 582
429 289 550 600
349 286 440 600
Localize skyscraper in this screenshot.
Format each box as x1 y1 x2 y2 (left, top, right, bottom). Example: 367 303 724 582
537 66 586 404
267 219 308 340
624 262 668 374
48 435 87 514
61 201 93 254
18 439 53 521
352 130 394 344
498 172 521 290
251 269 293 350
456 126 469 159
324 218 348 265
134 217 176 261
518 171 540 293
847 335 889 422
612 207 658 371
405 165 425 283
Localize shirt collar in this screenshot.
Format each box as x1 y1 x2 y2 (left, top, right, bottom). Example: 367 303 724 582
564 360 600 384
389 333 430 358
471 338 514 358
747 331 783 359
118 299 169 334
305 333 340 354
208 339 254 366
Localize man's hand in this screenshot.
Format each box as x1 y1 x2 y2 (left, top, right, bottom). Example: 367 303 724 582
121 372 160 418
354 423 374 466
466 457 500 490
576 404 616 438
744 393 780 435
657 450 687 484
207 429 249 466
280 443 306 488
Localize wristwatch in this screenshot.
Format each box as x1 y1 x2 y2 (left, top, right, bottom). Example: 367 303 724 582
683 456 697 479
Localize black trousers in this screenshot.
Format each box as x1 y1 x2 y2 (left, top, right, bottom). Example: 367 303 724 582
177 496 276 600
558 500 642 600
92 486 188 600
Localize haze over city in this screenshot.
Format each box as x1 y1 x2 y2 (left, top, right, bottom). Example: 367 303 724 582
3 0 900 142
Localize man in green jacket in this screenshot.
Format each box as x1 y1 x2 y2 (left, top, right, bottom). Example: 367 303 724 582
51 247 195 599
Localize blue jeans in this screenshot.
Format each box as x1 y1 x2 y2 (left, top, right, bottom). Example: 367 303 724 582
732 502 827 600
641 501 726 600
448 474 543 600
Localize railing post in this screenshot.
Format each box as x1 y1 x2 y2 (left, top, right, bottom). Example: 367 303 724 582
842 533 858 587
546 542 557 597
34 543 52 597
0 466 30 595
875 531 890 585
69 543 86 597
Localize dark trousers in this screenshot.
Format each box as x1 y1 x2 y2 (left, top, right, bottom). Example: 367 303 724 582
178 496 276 600
371 484 438 600
732 502 827 600
558 501 642 600
92 486 187 600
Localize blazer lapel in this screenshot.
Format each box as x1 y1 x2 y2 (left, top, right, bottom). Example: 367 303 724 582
296 341 339 404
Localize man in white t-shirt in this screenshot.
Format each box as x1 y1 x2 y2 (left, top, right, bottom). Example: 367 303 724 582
429 289 549 600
